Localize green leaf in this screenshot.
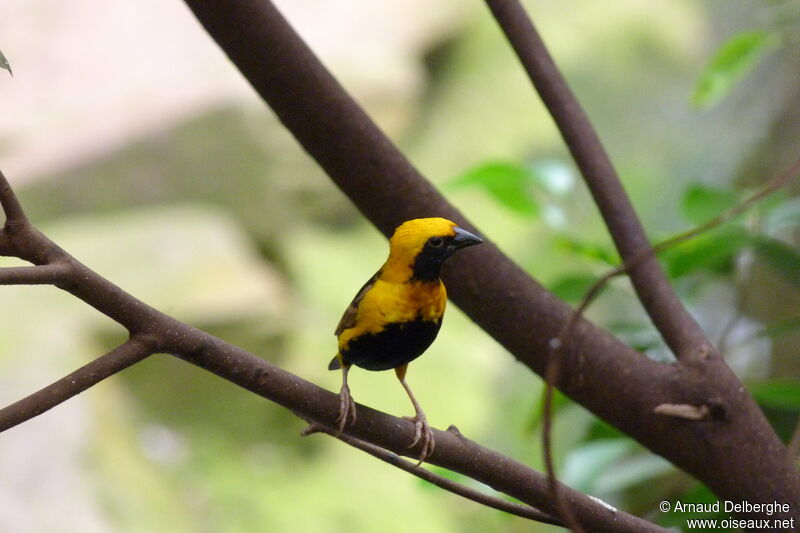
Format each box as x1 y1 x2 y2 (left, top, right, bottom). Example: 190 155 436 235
447 162 540 216
749 379 800 411
586 419 626 441
692 30 779 109
661 226 751 278
0 49 11 76
753 236 800 288
681 183 739 225
554 236 619 265
549 274 599 303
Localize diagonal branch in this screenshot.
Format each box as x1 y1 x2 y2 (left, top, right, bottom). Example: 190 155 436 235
301 422 562 526
0 338 154 432
0 169 27 226
171 334 666 533
180 0 800 521
554 154 800 346
0 169 666 532
1 0 797 528
483 0 711 364
541 156 800 529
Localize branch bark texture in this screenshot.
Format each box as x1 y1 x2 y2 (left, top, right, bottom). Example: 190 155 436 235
483 0 711 363
0 172 661 532
181 0 800 522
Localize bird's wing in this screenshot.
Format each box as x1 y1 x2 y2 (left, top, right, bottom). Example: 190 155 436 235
335 270 380 336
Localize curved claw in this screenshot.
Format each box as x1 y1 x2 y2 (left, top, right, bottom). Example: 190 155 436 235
335 383 357 435
403 413 435 465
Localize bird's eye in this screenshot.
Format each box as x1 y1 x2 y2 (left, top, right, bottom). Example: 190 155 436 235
429 236 445 248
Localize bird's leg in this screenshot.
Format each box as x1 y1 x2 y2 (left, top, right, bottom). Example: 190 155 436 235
395 365 435 465
335 364 357 435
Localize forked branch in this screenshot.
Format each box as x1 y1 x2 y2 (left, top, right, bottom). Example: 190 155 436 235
0 169 666 532
181 0 799 522
484 0 711 363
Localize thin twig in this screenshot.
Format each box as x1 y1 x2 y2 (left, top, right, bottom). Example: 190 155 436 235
0 338 154 432
173 333 666 532
542 339 585 532
556 154 800 346
301 422 563 526
0 169 28 225
0 263 71 285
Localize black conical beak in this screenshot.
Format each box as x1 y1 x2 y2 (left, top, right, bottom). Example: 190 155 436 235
451 226 483 250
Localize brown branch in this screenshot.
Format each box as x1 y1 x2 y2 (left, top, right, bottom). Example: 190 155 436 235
541 341 585 532
1 0 797 528
180 0 800 523
0 169 27 226
483 0 711 364
788 420 800 462
0 169 667 532
301 422 562 526
0 263 71 285
483 0 800 525
180 338 661 532
0 338 154 432
551 154 800 355
540 155 800 527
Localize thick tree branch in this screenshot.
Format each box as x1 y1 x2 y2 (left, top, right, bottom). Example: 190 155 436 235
180 0 800 521
483 0 709 364
0 171 665 532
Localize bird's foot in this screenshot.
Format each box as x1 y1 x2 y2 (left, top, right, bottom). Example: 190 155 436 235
403 413 435 465
335 384 357 435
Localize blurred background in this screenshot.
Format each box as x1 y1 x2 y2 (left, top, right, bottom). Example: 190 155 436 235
1 0 799 531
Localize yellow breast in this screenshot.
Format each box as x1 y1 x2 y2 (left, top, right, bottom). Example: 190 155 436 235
337 279 446 350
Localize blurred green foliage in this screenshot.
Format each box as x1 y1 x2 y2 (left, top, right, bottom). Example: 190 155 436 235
692 30 779 109
462 156 800 531
447 161 542 216
436 20 800 521
3 1 800 532
681 184 740 224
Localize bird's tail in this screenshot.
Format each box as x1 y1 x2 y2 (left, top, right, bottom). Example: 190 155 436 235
328 353 342 370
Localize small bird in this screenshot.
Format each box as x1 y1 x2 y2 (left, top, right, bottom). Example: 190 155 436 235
329 217 483 463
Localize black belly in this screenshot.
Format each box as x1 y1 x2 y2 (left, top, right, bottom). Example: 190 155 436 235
341 318 443 371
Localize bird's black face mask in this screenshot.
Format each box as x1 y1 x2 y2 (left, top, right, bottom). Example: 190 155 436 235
411 227 483 281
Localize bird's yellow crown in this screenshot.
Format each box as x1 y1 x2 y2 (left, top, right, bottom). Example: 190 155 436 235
382 218 457 282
